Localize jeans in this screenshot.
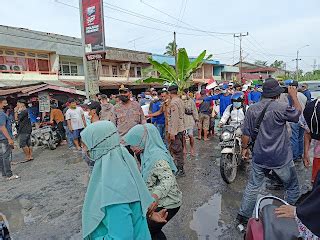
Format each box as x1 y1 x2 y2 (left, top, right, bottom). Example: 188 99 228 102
154 123 165 141
0 141 12 177
64 126 75 148
239 160 300 219
290 122 304 160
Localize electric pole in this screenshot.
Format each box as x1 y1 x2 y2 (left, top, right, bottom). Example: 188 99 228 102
174 31 178 75
234 32 249 83
312 59 317 72
293 51 301 81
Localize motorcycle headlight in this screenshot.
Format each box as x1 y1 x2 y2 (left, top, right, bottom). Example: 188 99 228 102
221 131 232 141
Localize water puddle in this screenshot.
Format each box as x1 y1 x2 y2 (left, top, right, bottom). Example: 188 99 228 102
190 193 227 239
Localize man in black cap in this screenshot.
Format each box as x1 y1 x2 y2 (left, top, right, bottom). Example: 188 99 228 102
167 84 186 177
237 78 302 226
16 99 33 162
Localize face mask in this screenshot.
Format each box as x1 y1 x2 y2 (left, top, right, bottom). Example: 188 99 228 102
233 102 242 109
153 96 159 101
181 95 187 100
119 95 130 103
28 103 32 107
70 105 77 109
222 90 227 94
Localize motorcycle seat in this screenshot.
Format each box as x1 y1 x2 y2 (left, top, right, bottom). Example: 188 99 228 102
261 205 299 240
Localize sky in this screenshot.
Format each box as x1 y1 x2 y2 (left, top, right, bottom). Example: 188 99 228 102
0 0 320 73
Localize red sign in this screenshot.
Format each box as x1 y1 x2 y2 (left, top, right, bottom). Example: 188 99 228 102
82 0 105 53
86 52 106 61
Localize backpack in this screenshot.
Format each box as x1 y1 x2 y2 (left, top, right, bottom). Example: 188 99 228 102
304 99 320 140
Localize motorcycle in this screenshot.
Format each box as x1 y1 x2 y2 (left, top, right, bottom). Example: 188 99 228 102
31 122 62 150
219 124 243 184
244 195 299 240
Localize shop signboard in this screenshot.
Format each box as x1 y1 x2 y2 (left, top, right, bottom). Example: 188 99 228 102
82 0 105 53
38 92 50 113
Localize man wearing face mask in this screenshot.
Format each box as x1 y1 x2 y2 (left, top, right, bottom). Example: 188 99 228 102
114 85 146 137
218 92 246 127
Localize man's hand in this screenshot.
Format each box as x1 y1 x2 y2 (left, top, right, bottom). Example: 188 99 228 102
303 153 310 168
287 86 298 99
242 148 249 160
275 205 296 218
8 138 14 146
150 209 168 223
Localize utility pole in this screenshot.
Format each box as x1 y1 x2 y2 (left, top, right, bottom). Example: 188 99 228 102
173 31 178 75
312 59 317 72
293 51 302 81
234 32 249 83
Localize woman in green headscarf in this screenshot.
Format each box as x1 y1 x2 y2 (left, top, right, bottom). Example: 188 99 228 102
124 123 182 240
81 121 167 240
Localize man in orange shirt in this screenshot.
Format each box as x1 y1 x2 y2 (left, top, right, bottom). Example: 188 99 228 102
50 103 65 139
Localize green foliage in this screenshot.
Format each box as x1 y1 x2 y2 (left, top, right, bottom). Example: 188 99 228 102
164 41 177 56
270 60 284 69
141 48 207 91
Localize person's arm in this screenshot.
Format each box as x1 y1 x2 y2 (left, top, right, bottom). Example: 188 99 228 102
147 107 163 117
50 110 54 123
289 86 302 113
150 161 175 200
219 105 231 125
241 135 250 160
0 125 14 146
191 100 199 122
203 95 219 102
67 120 73 131
303 131 312 168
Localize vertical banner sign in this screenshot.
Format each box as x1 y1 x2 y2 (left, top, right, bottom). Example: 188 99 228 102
82 0 105 53
38 92 50 113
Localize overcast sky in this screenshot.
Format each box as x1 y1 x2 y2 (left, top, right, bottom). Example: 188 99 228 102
1 0 319 72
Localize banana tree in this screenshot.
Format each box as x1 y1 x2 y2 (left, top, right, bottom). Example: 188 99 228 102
141 48 209 92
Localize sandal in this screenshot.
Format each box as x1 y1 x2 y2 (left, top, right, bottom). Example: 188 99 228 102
7 175 19 180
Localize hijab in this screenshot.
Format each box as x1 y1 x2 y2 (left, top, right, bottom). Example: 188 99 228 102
81 121 153 239
123 124 177 181
296 172 320 237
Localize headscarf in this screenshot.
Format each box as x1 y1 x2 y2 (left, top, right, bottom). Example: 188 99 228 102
81 121 153 239
296 173 320 237
123 124 177 181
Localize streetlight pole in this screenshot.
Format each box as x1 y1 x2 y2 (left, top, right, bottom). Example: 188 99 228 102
293 44 309 81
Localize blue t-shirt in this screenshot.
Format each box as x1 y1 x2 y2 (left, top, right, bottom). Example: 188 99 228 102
204 94 231 116
150 101 165 125
28 106 40 124
249 91 262 103
0 110 13 141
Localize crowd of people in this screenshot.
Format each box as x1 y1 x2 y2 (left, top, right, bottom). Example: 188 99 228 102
0 78 319 239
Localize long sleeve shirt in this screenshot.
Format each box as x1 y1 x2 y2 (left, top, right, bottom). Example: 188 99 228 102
146 160 182 209
204 94 232 116
219 105 246 125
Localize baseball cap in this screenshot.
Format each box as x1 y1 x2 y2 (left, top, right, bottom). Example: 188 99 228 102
87 101 101 111
119 84 129 93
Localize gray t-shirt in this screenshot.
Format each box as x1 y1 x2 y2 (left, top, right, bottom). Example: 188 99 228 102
242 99 300 168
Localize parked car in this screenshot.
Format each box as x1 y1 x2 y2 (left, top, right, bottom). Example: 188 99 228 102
300 80 320 100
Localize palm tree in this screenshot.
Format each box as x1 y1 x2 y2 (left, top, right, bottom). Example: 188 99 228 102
141 48 207 92
164 41 177 56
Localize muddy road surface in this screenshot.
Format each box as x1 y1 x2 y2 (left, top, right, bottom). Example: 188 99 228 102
0 138 312 240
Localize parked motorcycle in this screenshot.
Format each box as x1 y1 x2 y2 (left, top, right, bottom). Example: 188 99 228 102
219 124 243 184
244 195 299 240
31 122 62 150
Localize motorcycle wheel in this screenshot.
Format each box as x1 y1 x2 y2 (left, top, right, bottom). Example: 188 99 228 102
48 138 57 150
220 153 237 184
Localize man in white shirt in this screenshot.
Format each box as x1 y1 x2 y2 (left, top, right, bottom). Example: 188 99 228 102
218 92 246 127
65 98 86 150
